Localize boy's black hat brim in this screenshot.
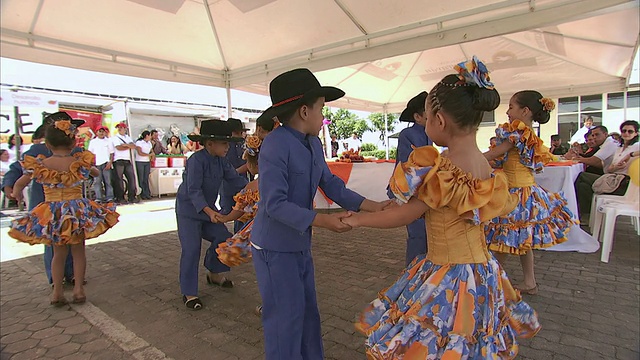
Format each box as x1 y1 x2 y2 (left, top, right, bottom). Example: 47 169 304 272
260 86 344 121
187 134 243 143
399 91 429 122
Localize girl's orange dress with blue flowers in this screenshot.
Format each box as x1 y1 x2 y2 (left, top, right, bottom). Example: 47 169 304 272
216 188 259 267
356 146 540 359
8 151 119 245
485 120 576 254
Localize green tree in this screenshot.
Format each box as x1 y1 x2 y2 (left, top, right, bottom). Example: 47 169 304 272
368 112 398 146
323 108 369 140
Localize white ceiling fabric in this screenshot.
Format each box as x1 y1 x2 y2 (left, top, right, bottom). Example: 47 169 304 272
1 0 638 112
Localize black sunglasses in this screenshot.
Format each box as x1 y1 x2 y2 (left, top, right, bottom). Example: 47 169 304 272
621 129 636 134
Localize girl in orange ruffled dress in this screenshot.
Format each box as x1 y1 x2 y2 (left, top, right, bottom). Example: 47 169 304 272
215 134 262 267
9 120 119 306
342 57 540 359
484 91 576 295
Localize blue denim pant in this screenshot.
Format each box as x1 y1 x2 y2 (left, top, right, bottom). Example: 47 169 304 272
135 161 151 198
93 162 114 201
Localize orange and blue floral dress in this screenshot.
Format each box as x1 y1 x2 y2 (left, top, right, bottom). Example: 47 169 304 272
216 188 259 267
485 120 576 254
8 151 119 245
356 146 540 359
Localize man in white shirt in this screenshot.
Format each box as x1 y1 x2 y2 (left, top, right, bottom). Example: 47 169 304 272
570 116 594 145
111 122 139 204
88 126 115 202
346 132 361 152
574 125 618 219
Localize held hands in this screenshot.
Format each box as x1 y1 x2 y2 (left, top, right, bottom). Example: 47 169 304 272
313 212 353 233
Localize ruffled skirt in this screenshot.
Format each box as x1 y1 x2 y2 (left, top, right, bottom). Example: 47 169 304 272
356 254 540 359
485 185 576 255
9 199 119 245
216 219 253 267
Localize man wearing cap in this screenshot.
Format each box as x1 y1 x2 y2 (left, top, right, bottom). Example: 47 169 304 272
1 112 85 286
175 120 248 310
220 118 250 233
111 122 139 204
390 91 432 265
88 126 115 203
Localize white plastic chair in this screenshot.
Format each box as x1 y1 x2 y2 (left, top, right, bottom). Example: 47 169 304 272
591 182 640 262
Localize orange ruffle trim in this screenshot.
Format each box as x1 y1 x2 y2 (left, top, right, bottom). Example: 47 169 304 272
498 120 553 166
8 212 119 246
23 151 96 186
395 146 518 222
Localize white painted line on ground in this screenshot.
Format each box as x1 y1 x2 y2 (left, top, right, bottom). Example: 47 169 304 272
73 302 173 360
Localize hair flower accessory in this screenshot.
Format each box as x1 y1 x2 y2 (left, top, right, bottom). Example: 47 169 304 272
53 120 76 136
454 55 494 90
539 97 556 112
244 135 262 157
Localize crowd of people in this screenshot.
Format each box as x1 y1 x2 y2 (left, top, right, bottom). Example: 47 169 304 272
2 55 639 360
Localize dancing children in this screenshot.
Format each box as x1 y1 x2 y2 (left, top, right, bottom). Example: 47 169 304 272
250 68 391 360
9 119 119 305
215 134 263 267
484 90 575 295
175 120 248 310
342 57 540 359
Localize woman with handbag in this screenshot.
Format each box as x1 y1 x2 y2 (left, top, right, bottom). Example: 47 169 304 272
593 120 640 195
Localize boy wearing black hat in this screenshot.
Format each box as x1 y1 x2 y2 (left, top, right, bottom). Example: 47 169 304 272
250 68 391 359
391 91 432 265
220 118 250 233
175 120 248 310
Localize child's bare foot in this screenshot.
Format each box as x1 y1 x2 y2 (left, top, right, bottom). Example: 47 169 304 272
50 288 68 307
72 287 86 304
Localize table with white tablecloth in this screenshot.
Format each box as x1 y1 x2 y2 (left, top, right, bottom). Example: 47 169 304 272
534 163 600 253
314 161 395 209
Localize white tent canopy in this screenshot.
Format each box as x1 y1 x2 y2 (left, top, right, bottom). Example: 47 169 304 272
1 0 638 112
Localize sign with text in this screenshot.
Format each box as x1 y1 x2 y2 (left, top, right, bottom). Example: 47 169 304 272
0 90 59 136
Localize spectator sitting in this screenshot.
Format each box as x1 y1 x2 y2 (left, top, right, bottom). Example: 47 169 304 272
1 134 31 163
609 132 622 144
167 135 186 155
574 125 619 220
0 149 10 176
549 134 568 155
603 120 639 193
150 129 167 155
346 132 362 152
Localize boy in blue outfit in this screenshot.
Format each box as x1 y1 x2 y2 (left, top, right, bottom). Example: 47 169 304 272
390 91 432 265
220 118 249 233
175 120 247 310
251 68 390 360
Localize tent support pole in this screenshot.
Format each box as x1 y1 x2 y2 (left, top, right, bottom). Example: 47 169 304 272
384 105 389 160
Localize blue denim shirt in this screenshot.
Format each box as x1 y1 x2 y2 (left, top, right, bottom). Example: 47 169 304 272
175 148 247 221
251 126 365 252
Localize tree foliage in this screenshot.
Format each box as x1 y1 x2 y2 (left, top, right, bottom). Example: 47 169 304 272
368 112 398 145
323 108 369 140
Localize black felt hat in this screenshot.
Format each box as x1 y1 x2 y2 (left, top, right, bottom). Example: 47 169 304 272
399 91 428 122
43 111 85 127
188 120 243 142
227 118 250 132
259 68 345 121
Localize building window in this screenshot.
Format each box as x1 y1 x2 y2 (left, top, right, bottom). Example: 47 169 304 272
557 96 604 144
607 92 625 109
481 110 495 125
628 90 640 109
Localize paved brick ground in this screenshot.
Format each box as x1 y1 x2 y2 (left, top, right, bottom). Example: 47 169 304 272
1 219 638 359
